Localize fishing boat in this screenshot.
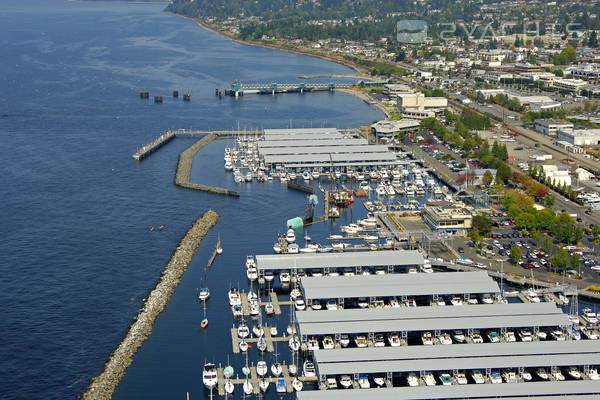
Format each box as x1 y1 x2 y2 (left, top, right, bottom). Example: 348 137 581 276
292 378 303 392
256 360 268 376
243 378 253 395
198 287 210 301
202 363 218 389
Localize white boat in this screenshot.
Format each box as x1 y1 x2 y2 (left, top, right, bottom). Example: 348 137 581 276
303 360 316 377
280 271 291 284
551 370 565 381
228 288 241 306
471 370 485 384
239 338 248 352
567 367 581 379
481 293 494 304
259 378 269 392
295 298 306 310
273 242 281 253
450 296 463 306
246 266 258 281
271 362 282 377
289 363 297 376
358 375 370 389
359 181 370 190
588 368 600 380
257 336 267 352
521 371 532 381
582 308 598 324
286 228 296 243
264 270 274 282
202 363 218 389
237 322 249 338
407 373 419 387
421 331 433 345
231 304 242 317
243 378 253 395
354 335 368 348
339 375 353 389
456 372 468 385
438 332 452 345
375 185 386 196
245 255 256 269
265 302 275 315
198 287 210 301
224 161 233 171
224 379 234 394
223 365 234 379
322 336 335 349
339 334 350 347
290 288 301 300
312 170 320 179
291 378 303 392
536 368 549 380
452 330 465 343
289 335 300 351
257 360 268 376
287 243 299 254
327 377 338 389
388 333 401 347
252 324 264 337
270 325 278 336
307 337 319 351
245 172 252 182
302 171 311 181
374 333 385 347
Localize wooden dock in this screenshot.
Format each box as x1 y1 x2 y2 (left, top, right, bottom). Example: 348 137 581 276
215 365 318 396
230 327 289 354
207 239 221 267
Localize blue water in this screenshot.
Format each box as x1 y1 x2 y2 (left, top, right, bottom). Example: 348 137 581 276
0 1 382 399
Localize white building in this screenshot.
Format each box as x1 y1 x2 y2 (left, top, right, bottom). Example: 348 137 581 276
370 119 420 140
541 165 572 187
382 84 412 98
534 119 574 136
575 167 594 181
552 78 587 92
558 129 600 146
567 63 600 79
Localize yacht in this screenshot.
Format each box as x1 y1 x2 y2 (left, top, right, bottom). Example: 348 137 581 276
421 331 433 345
358 375 370 389
582 308 598 324
339 375 353 389
237 322 250 338
246 266 258 281
202 363 218 389
256 361 268 377
407 373 419 387
286 228 296 243
228 288 241 306
303 360 316 377
322 336 335 349
339 334 350 347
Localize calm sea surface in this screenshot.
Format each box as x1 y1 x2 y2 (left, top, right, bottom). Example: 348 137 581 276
0 1 382 399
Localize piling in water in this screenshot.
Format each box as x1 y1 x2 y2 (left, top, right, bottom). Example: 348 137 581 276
174 134 240 197
172 90 179 98
154 96 163 103
80 210 219 400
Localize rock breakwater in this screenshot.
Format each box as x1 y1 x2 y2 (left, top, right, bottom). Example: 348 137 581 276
81 210 219 400
175 134 240 197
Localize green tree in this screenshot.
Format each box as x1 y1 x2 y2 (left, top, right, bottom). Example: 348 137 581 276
468 227 482 245
510 246 522 262
482 170 494 186
570 253 580 272
543 234 553 253
472 214 493 236
573 226 584 244
551 247 569 271
496 163 512 184
531 228 541 243
589 31 598 48
545 195 555 207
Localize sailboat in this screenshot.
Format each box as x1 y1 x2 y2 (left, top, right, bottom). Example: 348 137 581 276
201 298 208 330
224 379 234 395
259 378 269 392
223 356 234 379
216 233 223 255
271 343 283 377
243 377 253 395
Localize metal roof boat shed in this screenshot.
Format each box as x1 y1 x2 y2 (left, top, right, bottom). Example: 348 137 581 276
263 152 399 167
262 133 344 141
299 271 500 302
264 128 340 136
258 145 390 156
258 139 368 148
295 381 600 399
256 250 424 274
296 302 570 338
313 341 600 378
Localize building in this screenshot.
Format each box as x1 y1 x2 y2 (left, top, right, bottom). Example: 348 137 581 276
553 78 587 92
575 167 594 181
421 201 473 235
397 93 447 116
513 63 542 73
529 101 563 111
383 84 412 97
555 140 585 154
370 119 420 141
567 63 600 79
558 129 600 146
541 164 572 187
459 168 497 186
534 119 574 136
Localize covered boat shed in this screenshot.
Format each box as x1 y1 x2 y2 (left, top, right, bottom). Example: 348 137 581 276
299 271 500 306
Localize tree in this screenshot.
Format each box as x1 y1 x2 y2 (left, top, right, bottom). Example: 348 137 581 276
573 226 584 244
472 214 493 236
551 247 569 271
589 31 598 48
531 228 541 243
543 234 553 253
570 253 580 273
497 163 512 184
545 195 555 207
510 246 522 262
482 170 494 186
535 185 549 199
469 227 482 245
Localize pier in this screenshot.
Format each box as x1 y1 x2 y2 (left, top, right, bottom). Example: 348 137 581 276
82 211 219 400
207 238 221 267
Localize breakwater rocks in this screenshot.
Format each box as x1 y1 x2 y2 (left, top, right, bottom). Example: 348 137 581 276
81 210 219 400
174 134 240 197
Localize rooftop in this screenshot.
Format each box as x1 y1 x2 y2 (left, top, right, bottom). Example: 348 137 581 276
258 145 390 156
257 139 368 148
299 271 499 300
256 250 424 272
263 128 339 135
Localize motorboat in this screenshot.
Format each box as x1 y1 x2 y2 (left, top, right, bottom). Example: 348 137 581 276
374 333 385 347
481 293 494 304
375 185 386 196
259 378 269 392
245 172 252 182
388 333 401 347
223 365 234 379
252 324 264 337
290 288 301 300
289 335 300 351
490 370 502 384
551 370 565 381
289 363 297 376
406 372 419 387
231 304 243 318
405 298 417 308
246 266 258 281
270 326 278 336
307 337 319 351
487 331 500 343
276 378 286 393
237 322 250 338
471 330 484 343
286 228 296 243
438 332 452 345
243 378 253 395
359 181 370 190
354 335 368 348
588 368 600 380
228 288 241 306
339 334 350 347
582 327 599 340
292 378 303 392
264 270 274 282
302 171 311 181
295 298 306 310
280 271 291 284
245 255 256 269
452 330 465 343
325 377 338 389
303 360 316 377
389 298 401 308
439 373 452 386
358 375 370 389
202 363 218 389
256 361 268 377
287 243 299 254
198 287 210 301
502 370 518 383
424 372 436 386
521 370 532 381
526 289 541 303
326 299 338 310
271 362 282 377
421 331 433 345
456 372 468 385
373 375 385 387
273 242 282 253
536 368 549 380
224 161 233 171
312 170 320 180
322 336 335 349
582 308 598 324
265 302 275 315
450 296 463 306
518 329 532 342
471 370 485 384
551 328 566 341
567 367 582 379
536 330 548 340
503 330 516 342
339 375 353 389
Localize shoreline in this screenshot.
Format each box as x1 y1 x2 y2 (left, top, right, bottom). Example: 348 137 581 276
163 11 387 121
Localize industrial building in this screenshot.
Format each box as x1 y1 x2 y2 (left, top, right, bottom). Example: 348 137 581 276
558 129 600 146
534 119 574 136
370 120 420 140
382 84 412 98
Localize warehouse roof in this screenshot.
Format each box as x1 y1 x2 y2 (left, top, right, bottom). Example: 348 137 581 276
258 139 368 148
263 133 344 141
296 303 570 336
264 128 339 135
256 250 424 272
300 271 500 300
263 152 399 164
295 381 600 400
259 145 390 156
